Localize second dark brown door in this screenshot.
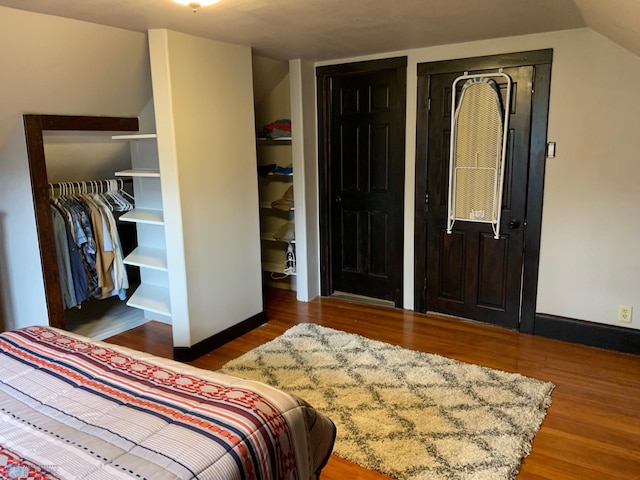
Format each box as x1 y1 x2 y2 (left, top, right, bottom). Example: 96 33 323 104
426 66 534 329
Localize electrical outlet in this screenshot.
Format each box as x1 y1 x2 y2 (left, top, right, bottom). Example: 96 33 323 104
618 305 632 323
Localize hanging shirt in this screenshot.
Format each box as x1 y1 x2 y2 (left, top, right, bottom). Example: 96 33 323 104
84 195 115 298
51 205 76 309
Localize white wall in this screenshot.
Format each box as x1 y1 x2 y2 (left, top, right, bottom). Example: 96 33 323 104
0 6 151 150
0 7 152 331
254 70 291 134
313 28 640 330
0 122 48 331
149 30 263 347
537 30 640 328
252 55 290 115
290 59 321 301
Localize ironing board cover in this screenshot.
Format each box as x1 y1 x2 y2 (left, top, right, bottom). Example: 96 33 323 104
448 77 506 238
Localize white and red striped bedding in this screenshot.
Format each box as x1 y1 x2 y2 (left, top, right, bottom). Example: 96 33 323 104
0 327 335 480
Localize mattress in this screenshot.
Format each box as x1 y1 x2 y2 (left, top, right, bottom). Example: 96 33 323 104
0 326 335 479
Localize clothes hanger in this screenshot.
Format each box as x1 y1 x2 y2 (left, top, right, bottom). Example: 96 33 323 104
118 179 135 201
114 178 134 210
100 180 115 211
104 179 122 211
101 178 127 212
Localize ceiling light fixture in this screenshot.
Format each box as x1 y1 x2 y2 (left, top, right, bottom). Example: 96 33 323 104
173 0 221 13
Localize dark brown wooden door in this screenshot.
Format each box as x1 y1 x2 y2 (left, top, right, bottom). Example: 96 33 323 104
318 59 406 306
426 66 534 329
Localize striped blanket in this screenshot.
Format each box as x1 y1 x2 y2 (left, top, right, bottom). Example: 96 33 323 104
0 327 335 480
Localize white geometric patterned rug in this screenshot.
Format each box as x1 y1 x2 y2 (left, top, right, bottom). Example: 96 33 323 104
218 323 554 480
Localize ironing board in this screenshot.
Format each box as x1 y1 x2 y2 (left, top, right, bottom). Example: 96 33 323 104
446 72 511 239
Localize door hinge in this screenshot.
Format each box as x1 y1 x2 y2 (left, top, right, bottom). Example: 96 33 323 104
428 98 431 111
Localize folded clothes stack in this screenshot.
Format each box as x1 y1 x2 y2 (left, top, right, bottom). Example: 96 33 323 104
274 164 293 175
262 119 291 139
257 164 293 176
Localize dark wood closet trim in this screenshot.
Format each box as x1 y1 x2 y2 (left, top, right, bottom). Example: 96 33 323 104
414 49 553 333
23 114 139 329
415 49 553 76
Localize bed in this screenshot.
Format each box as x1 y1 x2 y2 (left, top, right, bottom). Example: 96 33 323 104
0 326 336 480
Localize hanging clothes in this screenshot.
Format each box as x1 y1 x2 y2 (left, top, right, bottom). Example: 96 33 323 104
50 181 131 309
51 205 78 309
84 193 128 299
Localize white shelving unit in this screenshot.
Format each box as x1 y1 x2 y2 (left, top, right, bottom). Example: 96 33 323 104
256 137 292 143
112 133 158 140
260 232 296 244
122 246 168 271
115 168 160 178
257 138 297 285
126 283 171 317
113 133 171 324
119 208 164 225
259 200 294 211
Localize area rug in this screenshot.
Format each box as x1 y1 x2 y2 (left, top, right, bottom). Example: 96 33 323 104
218 323 554 480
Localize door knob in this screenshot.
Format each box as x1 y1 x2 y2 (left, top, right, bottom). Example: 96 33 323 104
508 219 520 229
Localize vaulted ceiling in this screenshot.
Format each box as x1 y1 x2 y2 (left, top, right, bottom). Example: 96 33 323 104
0 0 638 60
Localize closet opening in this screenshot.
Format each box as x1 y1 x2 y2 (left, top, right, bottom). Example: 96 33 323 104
24 114 151 339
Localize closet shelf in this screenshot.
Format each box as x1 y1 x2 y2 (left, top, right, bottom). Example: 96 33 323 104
124 246 168 271
267 172 293 177
115 168 160 178
112 133 157 140
119 208 164 225
126 283 171 317
257 137 292 145
261 233 296 244
262 262 296 276
259 201 294 211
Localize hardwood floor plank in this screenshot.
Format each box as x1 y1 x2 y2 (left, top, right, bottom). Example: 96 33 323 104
105 288 640 479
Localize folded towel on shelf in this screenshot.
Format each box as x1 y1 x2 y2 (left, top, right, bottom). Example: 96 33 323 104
274 222 295 242
272 185 294 211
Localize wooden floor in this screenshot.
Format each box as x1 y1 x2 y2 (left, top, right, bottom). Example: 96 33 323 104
106 288 640 480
